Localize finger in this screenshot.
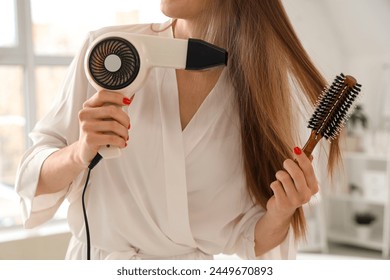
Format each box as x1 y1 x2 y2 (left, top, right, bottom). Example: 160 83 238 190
276 168 312 207
293 147 318 194
270 180 287 201
84 90 134 108
275 170 298 197
86 120 129 141
101 134 128 149
282 158 307 192
95 105 130 129
282 159 314 206
79 118 130 146
86 131 128 149
269 180 294 211
79 105 130 131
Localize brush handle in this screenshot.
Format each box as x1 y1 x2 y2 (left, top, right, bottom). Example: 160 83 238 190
302 131 323 158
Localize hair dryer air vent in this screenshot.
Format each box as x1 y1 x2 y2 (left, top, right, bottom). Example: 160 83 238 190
87 37 140 90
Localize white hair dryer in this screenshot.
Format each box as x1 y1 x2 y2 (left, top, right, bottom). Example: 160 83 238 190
84 32 228 159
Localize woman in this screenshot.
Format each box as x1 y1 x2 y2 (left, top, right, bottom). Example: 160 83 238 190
16 0 334 259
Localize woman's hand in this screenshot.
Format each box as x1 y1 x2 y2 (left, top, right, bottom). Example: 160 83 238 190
266 147 318 220
76 90 132 165
254 147 318 256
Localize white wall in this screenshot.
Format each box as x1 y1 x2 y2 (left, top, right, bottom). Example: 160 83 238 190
283 0 345 80
346 54 390 129
284 0 390 129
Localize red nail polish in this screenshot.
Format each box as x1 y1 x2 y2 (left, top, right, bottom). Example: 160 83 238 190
293 147 302 155
123 97 131 105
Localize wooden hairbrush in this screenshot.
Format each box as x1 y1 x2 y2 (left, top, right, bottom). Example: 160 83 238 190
302 73 362 157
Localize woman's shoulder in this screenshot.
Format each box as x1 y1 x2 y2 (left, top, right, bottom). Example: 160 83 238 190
87 21 171 40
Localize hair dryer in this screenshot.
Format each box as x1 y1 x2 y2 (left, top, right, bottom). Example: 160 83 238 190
84 32 228 159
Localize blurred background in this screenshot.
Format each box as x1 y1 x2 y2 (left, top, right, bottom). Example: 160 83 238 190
1 0 390 259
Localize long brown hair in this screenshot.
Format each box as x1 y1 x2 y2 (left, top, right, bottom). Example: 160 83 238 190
181 1 338 239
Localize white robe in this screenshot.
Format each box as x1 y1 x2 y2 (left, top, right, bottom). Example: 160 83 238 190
15 21 296 260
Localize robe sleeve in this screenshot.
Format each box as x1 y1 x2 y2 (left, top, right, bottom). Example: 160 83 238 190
225 205 297 260
240 218 297 260
14 33 94 229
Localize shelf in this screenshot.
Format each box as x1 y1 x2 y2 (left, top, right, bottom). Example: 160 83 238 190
323 147 390 257
326 194 387 206
327 229 383 251
344 151 388 161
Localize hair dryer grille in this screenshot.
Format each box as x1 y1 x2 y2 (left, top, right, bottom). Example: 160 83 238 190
88 37 140 90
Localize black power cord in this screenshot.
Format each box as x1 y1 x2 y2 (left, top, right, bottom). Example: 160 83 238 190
81 153 102 260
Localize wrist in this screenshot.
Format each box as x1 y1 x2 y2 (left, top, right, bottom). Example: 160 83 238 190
70 141 91 169
264 209 294 228
254 209 293 256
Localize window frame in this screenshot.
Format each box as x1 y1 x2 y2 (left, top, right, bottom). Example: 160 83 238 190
0 0 75 234
0 0 73 146
0 0 167 236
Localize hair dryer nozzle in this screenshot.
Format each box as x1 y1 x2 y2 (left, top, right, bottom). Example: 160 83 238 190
186 39 228 70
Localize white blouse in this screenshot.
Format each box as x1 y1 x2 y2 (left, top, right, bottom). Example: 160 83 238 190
15 21 296 260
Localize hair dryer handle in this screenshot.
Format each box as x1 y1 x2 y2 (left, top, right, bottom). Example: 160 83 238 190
98 145 121 159
97 105 129 159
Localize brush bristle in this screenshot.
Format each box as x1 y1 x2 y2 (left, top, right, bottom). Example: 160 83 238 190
308 73 362 141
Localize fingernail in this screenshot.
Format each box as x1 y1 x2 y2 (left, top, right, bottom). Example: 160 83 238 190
293 147 302 155
128 123 131 130
123 97 131 105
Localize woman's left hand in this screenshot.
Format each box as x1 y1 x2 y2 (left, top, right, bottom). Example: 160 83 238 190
266 147 319 219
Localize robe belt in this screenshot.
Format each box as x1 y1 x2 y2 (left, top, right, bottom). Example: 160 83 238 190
104 247 213 260
105 246 141 260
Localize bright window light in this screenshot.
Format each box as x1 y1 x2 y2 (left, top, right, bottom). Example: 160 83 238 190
0 0 17 47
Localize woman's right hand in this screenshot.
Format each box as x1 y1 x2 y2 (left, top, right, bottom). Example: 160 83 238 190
76 90 132 166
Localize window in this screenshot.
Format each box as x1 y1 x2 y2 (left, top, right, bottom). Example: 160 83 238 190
31 0 166 56
0 0 17 48
0 0 167 230
0 66 24 188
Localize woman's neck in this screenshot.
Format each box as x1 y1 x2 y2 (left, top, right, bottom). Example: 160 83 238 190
172 18 199 39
